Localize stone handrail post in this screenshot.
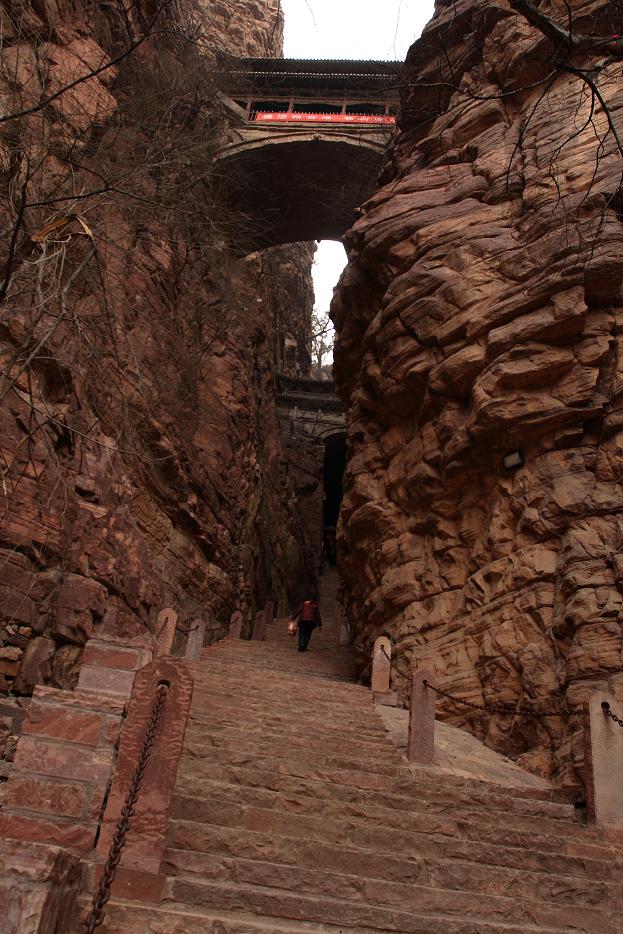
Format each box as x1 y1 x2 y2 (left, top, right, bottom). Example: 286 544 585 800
228 610 243 639
92 657 193 899
252 609 266 641
185 618 206 660
583 690 623 829
371 636 391 695
407 668 435 765
155 607 177 658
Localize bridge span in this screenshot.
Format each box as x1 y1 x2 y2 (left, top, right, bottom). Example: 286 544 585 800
216 57 401 252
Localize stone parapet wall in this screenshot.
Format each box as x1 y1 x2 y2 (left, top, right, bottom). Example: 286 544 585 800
0 684 126 853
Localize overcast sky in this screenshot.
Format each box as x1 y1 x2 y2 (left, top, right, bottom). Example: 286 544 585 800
280 0 435 327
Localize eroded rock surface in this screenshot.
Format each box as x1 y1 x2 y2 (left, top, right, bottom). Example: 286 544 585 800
333 0 623 786
0 0 314 692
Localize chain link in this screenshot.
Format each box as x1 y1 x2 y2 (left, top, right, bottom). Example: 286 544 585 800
380 644 392 663
602 701 623 728
423 680 577 721
83 681 169 933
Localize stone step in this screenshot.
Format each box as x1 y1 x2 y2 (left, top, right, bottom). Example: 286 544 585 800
172 760 579 830
181 732 400 772
189 674 365 701
185 711 394 749
188 686 382 729
179 739 402 779
170 775 597 844
163 847 621 915
201 650 354 671
169 796 616 877
168 876 613 933
178 741 576 817
185 709 387 748
191 659 359 687
167 818 614 894
94 899 342 933
183 722 395 758
92 897 578 934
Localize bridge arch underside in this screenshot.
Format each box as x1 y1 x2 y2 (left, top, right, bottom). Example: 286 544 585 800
217 136 385 253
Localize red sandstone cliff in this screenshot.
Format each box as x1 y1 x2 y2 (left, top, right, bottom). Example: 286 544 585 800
333 0 623 787
0 0 315 694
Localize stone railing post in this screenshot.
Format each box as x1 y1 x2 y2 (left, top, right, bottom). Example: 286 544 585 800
371 636 391 695
252 609 266 641
407 668 435 765
155 607 177 657
91 657 193 900
336 603 349 646
583 690 623 829
185 618 206 661
228 610 242 639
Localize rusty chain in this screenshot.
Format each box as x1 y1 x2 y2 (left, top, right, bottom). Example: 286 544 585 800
602 701 623 728
423 680 578 721
83 681 169 933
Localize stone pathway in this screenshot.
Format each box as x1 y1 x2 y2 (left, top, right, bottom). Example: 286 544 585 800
97 573 622 932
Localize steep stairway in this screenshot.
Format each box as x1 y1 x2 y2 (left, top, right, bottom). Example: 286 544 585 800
97 575 621 933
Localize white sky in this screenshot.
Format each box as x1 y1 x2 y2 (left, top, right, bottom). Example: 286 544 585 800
280 0 435 353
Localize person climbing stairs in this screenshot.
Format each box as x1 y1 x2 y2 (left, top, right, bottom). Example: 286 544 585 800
94 575 622 933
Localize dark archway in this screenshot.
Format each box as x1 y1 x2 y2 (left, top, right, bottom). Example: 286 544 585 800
216 136 385 253
323 431 346 528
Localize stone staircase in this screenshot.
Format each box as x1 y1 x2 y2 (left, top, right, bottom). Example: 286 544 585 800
96 576 621 933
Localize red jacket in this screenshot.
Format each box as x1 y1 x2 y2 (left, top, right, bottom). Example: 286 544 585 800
293 600 322 626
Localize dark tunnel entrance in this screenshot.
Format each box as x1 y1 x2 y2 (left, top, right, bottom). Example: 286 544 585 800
323 432 346 564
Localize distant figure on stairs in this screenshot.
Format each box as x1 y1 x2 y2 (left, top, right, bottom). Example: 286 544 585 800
291 583 323 652
323 525 337 565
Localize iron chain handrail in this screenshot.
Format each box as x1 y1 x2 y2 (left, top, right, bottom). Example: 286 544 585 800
380 644 392 663
602 700 623 728
83 681 169 933
423 680 578 721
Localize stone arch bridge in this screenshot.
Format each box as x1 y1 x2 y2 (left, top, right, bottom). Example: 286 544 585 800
215 57 401 252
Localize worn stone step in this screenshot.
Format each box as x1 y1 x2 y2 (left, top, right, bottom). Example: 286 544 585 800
163 848 621 915
188 687 381 729
183 724 395 761
196 646 357 667
91 896 578 934
185 711 394 749
94 899 341 933
172 759 579 829
201 649 355 673
181 732 399 772
190 691 393 745
177 749 579 826
168 876 613 934
169 808 617 882
170 776 598 846
179 738 401 780
188 669 366 699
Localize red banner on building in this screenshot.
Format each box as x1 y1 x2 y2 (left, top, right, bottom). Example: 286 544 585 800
254 112 396 126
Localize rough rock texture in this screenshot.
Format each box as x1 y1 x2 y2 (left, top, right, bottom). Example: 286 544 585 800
0 0 314 694
333 0 623 787
197 0 283 56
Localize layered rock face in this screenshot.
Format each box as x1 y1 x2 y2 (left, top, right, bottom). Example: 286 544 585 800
0 0 314 693
333 0 623 786
198 0 283 55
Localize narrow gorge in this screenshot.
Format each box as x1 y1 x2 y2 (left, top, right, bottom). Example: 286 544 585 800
1 1 623 932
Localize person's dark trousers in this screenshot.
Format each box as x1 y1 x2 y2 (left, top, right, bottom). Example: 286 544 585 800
298 621 315 651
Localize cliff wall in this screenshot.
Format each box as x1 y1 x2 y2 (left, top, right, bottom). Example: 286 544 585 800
333 0 623 786
0 0 315 693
